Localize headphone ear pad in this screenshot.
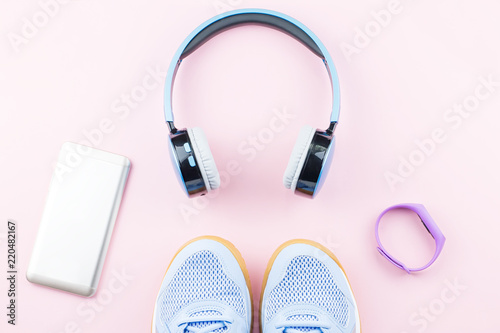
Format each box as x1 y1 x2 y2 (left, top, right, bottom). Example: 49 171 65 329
187 127 220 191
283 126 315 190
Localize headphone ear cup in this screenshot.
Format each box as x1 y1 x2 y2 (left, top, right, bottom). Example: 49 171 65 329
187 127 220 191
283 125 315 190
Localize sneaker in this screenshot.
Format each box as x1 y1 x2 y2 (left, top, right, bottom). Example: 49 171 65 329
152 236 253 333
260 240 361 333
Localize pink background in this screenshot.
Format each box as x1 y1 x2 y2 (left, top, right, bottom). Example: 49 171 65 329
1 0 499 332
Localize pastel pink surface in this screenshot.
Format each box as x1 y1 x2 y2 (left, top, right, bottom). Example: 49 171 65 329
1 1 499 332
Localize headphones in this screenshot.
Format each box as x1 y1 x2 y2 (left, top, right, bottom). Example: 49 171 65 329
164 8 341 198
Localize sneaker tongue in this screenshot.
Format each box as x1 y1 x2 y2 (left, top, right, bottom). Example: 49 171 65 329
186 310 228 333
286 314 321 333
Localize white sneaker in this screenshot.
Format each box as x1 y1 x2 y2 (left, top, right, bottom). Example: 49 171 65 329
152 236 253 333
260 240 361 333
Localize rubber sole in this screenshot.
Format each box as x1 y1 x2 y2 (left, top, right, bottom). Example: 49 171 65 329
259 239 361 333
151 236 253 333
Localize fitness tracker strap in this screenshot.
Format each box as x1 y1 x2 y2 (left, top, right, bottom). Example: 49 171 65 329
375 203 446 273
163 8 340 129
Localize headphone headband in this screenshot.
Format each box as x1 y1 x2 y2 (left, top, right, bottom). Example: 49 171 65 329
163 8 340 130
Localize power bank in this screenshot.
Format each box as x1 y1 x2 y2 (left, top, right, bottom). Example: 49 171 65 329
27 142 130 297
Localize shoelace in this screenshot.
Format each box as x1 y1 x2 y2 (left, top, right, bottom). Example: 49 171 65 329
178 315 233 333
275 319 332 333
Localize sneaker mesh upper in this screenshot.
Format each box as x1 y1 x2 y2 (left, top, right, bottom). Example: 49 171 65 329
159 250 246 325
265 255 349 327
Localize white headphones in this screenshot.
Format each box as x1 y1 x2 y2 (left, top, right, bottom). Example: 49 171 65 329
164 9 341 198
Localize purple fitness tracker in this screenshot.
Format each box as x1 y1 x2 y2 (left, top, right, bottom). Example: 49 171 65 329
375 203 446 273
